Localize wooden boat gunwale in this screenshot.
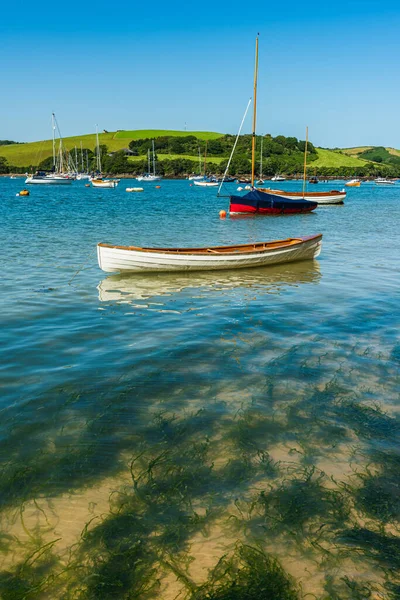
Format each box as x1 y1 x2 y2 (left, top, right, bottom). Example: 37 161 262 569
98 234 322 256
259 188 345 198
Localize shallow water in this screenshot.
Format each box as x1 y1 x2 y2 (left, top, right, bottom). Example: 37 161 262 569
0 177 399 599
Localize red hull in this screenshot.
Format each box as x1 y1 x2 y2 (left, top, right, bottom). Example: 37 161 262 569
230 203 316 215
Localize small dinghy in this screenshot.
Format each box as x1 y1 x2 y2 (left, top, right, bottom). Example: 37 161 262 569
92 178 119 188
193 180 219 187
230 189 317 214
126 187 144 192
97 234 322 273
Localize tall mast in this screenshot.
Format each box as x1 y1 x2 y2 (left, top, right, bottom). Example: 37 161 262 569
204 141 208 175
251 34 259 188
75 146 78 173
198 146 201 175
260 136 263 179
147 148 150 173
86 150 89 172
152 140 156 176
80 141 84 172
96 125 101 172
52 113 56 171
59 139 63 173
302 126 308 197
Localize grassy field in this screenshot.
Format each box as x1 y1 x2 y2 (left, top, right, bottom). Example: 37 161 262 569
128 153 225 164
115 130 223 140
311 148 369 167
0 130 224 167
341 147 371 156
0 129 382 169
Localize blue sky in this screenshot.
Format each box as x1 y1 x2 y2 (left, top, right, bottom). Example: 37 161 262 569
2 0 400 147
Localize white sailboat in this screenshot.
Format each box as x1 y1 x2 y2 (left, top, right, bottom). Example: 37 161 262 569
188 147 205 180
259 127 346 205
193 141 218 186
25 113 73 185
375 177 395 185
76 141 90 180
136 140 162 181
91 125 119 188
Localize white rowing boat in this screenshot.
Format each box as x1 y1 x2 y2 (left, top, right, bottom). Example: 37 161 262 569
193 180 219 187
97 234 322 273
92 178 119 188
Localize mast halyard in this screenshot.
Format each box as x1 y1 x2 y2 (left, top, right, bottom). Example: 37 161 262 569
147 148 151 174
198 146 201 175
80 141 84 172
204 141 208 176
302 126 308 197
152 140 156 176
95 125 101 173
260 136 263 180
251 34 259 188
52 113 56 172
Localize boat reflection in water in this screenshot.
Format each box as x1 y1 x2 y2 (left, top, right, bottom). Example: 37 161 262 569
97 260 321 304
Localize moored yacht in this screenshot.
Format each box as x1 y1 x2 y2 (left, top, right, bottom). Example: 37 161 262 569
136 141 162 181
375 177 395 185
25 171 72 185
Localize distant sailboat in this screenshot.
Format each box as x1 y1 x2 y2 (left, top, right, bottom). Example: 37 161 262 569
259 127 347 205
76 140 90 180
91 125 119 188
189 147 205 180
137 140 162 182
25 113 73 185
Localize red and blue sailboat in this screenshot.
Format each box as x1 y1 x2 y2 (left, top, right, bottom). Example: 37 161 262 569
228 36 317 216
229 189 317 214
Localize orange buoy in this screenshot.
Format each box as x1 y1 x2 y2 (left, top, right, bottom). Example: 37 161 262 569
219 210 227 218
155 185 161 189
19 189 30 196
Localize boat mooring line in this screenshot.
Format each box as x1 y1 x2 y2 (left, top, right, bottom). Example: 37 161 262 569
68 250 97 285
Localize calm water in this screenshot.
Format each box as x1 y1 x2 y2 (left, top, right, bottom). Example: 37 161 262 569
0 177 399 599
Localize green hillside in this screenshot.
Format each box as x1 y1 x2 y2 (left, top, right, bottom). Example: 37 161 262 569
114 129 223 140
0 130 398 177
0 130 223 168
310 148 369 168
127 153 225 164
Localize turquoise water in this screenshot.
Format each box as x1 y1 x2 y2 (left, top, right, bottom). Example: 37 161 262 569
0 177 399 599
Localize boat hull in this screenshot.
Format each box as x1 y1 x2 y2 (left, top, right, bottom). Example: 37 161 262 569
259 188 346 204
230 190 317 214
136 175 162 182
92 180 118 188
25 176 72 185
193 181 219 187
97 235 322 273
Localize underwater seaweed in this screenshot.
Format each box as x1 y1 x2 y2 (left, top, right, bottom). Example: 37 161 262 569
189 543 299 600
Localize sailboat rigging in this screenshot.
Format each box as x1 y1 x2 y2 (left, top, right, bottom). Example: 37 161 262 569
229 36 318 214
25 113 73 185
136 140 162 182
91 125 119 187
261 126 346 204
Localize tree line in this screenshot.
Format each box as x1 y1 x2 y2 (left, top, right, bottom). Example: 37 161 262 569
2 134 400 177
